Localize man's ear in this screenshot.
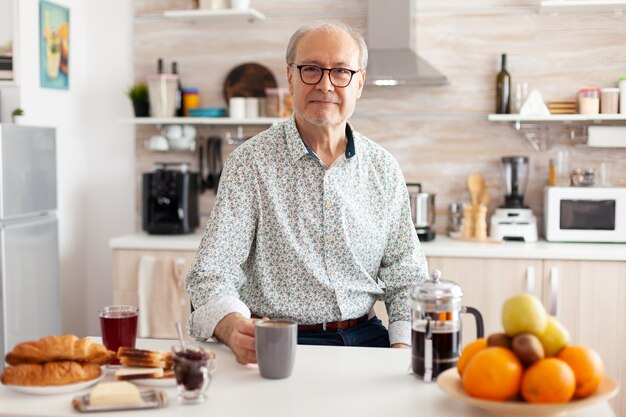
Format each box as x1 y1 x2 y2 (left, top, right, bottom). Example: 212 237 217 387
287 65 294 95
356 70 366 99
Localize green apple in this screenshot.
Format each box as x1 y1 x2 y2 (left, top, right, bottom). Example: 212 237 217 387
501 294 548 337
537 315 570 357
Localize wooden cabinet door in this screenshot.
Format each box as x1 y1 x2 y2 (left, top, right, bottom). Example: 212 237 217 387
427 257 543 348
542 260 626 416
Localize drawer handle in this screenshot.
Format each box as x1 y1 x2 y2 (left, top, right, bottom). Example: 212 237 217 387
550 267 559 316
525 266 536 295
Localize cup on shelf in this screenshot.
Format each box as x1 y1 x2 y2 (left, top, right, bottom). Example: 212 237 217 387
147 74 179 117
229 97 246 119
245 97 259 119
99 305 139 365
230 0 251 10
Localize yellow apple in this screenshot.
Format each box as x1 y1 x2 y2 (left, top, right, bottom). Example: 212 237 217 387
537 316 570 357
502 294 548 337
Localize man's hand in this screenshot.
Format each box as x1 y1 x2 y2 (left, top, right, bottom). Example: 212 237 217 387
214 313 263 365
391 343 410 349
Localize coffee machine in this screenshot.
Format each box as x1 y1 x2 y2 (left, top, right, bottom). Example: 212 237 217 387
142 163 199 235
490 156 538 242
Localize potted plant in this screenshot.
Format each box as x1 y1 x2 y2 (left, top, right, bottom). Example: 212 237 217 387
127 83 150 117
11 108 24 124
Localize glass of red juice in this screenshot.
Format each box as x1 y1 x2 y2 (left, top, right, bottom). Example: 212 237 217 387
98 305 138 365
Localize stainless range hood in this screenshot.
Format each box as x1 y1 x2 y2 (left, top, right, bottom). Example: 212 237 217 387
366 0 447 86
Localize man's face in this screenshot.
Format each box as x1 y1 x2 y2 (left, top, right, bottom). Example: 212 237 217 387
287 29 365 128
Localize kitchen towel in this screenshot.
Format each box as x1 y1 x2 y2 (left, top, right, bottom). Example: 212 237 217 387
137 255 157 338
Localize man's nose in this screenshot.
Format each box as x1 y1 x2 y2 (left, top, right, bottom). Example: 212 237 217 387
315 69 334 92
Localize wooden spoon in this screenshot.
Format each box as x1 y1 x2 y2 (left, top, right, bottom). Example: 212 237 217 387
480 187 492 207
467 174 483 207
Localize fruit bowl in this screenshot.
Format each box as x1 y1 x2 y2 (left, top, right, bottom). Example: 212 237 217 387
436 368 619 417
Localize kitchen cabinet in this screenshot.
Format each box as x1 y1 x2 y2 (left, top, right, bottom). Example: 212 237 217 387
112 249 197 339
427 255 626 416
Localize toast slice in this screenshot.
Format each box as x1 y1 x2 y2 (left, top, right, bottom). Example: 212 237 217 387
114 366 164 381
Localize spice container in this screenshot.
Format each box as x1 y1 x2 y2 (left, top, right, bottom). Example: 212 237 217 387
578 88 600 115
182 87 200 116
446 203 463 236
600 88 619 114
619 77 626 114
265 88 294 118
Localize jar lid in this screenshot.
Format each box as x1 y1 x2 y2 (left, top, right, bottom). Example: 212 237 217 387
579 88 600 93
182 87 199 93
601 87 620 92
409 270 463 305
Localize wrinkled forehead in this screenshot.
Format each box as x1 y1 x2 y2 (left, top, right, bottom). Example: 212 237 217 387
294 29 361 69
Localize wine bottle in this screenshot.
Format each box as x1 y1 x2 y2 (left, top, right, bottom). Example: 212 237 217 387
172 61 184 117
495 53 511 114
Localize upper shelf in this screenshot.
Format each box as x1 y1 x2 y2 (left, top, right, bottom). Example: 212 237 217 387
539 0 626 13
120 117 286 126
141 8 266 23
488 114 626 123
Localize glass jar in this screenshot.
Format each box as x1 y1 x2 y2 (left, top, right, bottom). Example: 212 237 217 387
182 87 200 117
578 88 600 115
600 88 619 114
265 88 293 118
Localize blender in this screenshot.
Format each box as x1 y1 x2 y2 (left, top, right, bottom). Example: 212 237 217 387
490 156 538 242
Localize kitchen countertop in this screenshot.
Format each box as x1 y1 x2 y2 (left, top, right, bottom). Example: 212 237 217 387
0 338 615 417
110 233 626 261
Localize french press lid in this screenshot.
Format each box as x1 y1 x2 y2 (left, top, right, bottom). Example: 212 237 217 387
409 269 463 311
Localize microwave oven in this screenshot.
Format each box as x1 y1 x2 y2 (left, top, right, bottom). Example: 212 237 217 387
544 186 626 243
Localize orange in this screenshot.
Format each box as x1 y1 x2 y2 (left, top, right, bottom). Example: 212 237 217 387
457 338 487 376
521 358 575 403
557 345 604 398
462 346 523 401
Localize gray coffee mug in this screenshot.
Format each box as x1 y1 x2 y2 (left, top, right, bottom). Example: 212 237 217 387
255 319 297 379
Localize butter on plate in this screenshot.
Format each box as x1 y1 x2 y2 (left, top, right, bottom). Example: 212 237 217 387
89 381 143 406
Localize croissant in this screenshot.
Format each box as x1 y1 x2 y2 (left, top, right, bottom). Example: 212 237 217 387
1 361 102 386
5 334 115 366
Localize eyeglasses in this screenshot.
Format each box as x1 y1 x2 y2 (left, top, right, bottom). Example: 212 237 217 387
290 64 360 88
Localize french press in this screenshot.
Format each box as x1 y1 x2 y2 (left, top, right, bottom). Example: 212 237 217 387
408 269 484 382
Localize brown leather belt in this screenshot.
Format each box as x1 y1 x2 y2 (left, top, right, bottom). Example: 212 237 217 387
252 314 369 332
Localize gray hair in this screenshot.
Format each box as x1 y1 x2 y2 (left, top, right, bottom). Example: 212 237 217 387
285 21 368 71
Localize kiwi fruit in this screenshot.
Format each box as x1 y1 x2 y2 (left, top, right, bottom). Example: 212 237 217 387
512 333 545 367
487 332 512 350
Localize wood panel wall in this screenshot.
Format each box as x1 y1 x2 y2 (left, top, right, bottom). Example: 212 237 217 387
133 0 626 234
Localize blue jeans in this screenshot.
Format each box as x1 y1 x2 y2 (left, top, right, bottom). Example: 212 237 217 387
297 317 390 348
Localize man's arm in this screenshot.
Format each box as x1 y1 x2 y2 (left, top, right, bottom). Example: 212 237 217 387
186 149 259 360
378 165 429 346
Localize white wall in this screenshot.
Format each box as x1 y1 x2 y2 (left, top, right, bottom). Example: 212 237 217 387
16 0 134 336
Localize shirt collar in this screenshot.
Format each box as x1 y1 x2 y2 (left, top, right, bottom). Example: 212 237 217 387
284 115 357 163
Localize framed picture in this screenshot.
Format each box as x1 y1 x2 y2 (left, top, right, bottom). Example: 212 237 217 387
39 0 69 90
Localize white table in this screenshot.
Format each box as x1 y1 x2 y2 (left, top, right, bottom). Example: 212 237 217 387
0 338 616 417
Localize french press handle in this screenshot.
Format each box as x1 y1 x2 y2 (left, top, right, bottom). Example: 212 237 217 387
463 306 485 338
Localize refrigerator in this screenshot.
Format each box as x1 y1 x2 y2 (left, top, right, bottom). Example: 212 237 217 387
0 125 62 371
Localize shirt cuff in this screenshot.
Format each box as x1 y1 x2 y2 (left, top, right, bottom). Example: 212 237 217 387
186 297 251 341
388 320 412 346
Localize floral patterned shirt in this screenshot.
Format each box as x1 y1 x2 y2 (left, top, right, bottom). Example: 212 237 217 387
186 116 428 345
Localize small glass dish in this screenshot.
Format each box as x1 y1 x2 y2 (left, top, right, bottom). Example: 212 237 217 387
172 345 216 404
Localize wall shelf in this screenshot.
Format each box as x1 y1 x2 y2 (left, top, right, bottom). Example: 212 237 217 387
488 114 626 151
141 8 266 23
120 117 286 126
540 0 626 13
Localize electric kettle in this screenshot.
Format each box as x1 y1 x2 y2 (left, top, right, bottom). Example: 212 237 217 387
408 269 484 382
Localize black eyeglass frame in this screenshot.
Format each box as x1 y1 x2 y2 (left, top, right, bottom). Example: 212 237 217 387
290 64 360 88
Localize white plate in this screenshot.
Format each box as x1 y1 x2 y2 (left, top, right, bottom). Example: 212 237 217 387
131 377 176 388
436 368 619 417
3 372 105 396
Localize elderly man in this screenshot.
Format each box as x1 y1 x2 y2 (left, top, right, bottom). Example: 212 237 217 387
187 21 428 364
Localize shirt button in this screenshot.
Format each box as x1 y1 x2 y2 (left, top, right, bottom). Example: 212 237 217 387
326 235 334 243
326 202 333 209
